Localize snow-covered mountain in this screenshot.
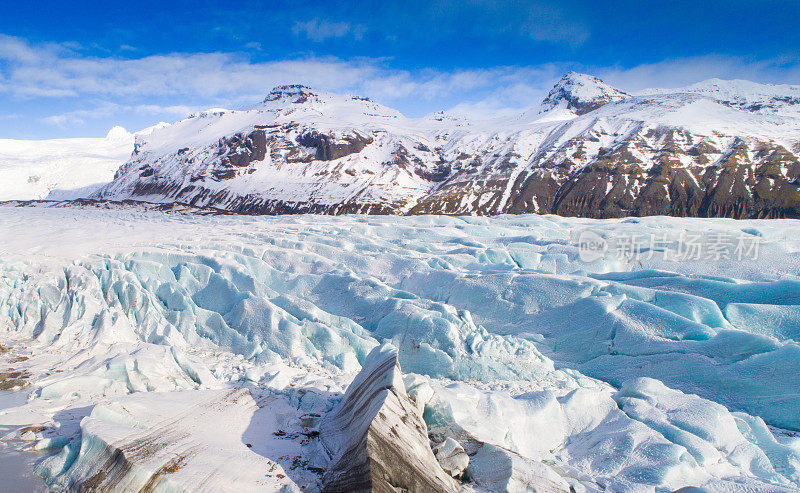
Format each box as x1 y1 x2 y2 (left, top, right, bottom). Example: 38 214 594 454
95 85 455 214
85 74 800 218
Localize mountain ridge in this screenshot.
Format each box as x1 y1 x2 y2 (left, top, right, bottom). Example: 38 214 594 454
7 72 800 218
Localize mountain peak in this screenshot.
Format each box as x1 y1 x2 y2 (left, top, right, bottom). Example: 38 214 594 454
263 84 319 104
540 72 629 115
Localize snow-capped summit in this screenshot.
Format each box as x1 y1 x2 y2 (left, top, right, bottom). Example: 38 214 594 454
235 85 406 124
540 71 630 115
262 84 320 104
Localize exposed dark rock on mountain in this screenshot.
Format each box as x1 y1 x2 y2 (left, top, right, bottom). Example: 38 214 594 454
296 130 373 161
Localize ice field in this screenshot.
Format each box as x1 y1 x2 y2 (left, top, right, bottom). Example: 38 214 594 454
1 204 800 491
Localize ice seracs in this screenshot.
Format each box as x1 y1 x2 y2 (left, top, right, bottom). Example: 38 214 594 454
432 438 469 478
2 205 800 491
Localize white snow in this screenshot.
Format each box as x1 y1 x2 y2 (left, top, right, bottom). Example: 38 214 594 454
1 204 800 491
40 389 305 491
539 71 630 114
640 78 800 118
0 127 134 201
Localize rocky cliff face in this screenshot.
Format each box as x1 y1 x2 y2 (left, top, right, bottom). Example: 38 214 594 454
94 74 800 219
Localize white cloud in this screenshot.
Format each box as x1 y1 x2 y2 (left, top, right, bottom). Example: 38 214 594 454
3 34 800 130
0 34 562 114
132 104 198 116
292 18 366 42
41 114 73 126
40 102 120 126
242 41 262 51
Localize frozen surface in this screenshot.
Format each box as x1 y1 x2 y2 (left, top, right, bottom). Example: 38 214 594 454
38 389 306 491
1 204 800 491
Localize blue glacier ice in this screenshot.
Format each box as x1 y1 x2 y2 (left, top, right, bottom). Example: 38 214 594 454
1 206 800 491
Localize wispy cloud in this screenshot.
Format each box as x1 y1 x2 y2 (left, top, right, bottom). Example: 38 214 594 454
409 0 590 47
519 4 590 47
292 18 366 42
41 102 198 127
2 34 800 136
0 34 560 111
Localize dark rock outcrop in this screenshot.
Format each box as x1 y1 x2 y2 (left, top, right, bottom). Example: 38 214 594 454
296 131 373 161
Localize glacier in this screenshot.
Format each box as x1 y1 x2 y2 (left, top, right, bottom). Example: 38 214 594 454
1 203 800 491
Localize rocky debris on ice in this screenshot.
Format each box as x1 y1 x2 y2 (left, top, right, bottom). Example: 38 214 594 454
319 343 459 492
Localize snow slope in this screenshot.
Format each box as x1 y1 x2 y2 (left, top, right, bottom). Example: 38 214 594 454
1 204 800 491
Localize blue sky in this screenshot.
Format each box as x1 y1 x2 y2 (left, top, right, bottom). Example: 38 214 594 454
1 0 799 139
